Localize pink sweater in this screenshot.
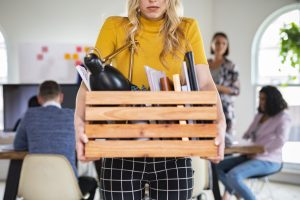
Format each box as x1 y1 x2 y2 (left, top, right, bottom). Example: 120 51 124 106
243 111 291 163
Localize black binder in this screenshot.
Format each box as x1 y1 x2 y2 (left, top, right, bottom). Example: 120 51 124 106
184 51 199 91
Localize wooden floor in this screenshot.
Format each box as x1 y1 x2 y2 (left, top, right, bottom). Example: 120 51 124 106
1 180 299 200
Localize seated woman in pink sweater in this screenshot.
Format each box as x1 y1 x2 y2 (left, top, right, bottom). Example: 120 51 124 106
217 85 291 200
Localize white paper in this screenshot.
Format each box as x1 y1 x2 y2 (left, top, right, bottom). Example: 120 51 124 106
181 62 191 91
144 65 166 91
76 65 91 91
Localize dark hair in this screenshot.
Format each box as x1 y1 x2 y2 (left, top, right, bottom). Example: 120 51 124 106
38 80 61 101
258 85 288 116
28 95 40 107
210 32 229 57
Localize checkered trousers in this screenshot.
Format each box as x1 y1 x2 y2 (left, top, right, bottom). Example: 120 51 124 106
99 157 193 200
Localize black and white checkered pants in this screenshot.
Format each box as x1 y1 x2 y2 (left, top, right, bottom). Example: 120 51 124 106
99 157 193 200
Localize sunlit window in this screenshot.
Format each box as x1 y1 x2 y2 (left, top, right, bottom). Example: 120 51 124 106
0 32 7 79
256 9 300 85
0 31 7 130
253 4 300 164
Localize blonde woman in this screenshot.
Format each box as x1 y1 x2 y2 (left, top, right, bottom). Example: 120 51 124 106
75 0 226 199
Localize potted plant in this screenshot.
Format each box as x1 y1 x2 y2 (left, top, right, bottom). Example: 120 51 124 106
279 22 300 79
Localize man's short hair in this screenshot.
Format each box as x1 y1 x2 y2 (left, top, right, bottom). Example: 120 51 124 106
38 80 61 101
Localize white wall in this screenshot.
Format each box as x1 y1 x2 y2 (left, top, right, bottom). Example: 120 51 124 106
181 0 214 54
0 0 212 83
0 0 296 136
0 0 126 83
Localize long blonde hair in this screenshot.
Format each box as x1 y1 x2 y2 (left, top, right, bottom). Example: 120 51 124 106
127 0 185 68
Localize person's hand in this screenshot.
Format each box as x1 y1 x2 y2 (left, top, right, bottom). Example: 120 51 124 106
76 131 99 162
216 85 231 94
208 132 225 164
74 83 99 161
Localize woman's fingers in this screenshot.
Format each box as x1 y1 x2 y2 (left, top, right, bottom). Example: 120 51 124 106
76 132 99 162
207 134 225 164
76 138 86 161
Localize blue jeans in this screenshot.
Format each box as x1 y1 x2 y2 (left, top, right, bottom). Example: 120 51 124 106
216 155 281 200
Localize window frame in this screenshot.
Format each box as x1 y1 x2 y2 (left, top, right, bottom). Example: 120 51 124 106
251 3 300 171
251 3 300 86
0 27 8 130
0 27 8 80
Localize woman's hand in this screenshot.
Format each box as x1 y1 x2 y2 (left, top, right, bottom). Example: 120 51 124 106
75 118 99 161
74 83 99 162
209 130 225 164
195 64 226 163
216 85 231 94
76 126 89 161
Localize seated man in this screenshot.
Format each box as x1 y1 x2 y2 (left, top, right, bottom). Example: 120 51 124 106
14 80 97 200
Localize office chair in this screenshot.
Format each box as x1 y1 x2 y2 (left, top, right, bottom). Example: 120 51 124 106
248 163 283 200
191 157 214 200
17 154 90 200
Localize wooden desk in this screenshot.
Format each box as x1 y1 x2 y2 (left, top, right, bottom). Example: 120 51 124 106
0 150 27 159
0 149 27 200
225 145 265 155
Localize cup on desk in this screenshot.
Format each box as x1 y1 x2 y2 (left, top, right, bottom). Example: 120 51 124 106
0 131 16 145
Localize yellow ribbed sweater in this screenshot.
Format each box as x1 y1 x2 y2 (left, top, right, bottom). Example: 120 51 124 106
95 16 207 88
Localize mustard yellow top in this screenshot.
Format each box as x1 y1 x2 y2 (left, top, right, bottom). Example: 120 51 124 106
95 16 207 88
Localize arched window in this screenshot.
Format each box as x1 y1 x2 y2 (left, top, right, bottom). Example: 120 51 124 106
0 31 7 80
252 3 300 164
0 30 7 130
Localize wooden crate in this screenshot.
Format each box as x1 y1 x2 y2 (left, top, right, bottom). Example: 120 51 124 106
85 91 218 158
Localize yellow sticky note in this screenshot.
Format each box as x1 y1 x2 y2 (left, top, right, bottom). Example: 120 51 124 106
73 53 79 60
64 53 71 60
84 47 90 53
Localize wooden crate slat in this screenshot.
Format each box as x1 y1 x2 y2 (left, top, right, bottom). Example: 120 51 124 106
85 140 217 158
85 124 217 138
86 91 217 105
86 106 217 121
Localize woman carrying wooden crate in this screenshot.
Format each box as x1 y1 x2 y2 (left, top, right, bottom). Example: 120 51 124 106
75 0 226 199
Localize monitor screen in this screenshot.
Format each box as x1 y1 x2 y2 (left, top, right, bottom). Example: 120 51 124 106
1 84 79 131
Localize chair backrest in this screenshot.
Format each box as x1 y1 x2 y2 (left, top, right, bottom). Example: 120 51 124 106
192 157 211 197
18 154 82 200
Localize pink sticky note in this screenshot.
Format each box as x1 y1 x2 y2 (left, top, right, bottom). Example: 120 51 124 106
75 60 82 66
37 54 43 60
76 46 82 53
42 46 48 53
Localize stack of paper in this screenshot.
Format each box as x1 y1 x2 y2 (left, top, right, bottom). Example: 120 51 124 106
76 65 91 91
144 66 166 91
181 62 191 92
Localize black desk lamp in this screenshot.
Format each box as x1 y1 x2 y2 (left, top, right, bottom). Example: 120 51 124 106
84 41 137 91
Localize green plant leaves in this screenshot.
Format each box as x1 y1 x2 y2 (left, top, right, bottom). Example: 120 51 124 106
279 22 300 71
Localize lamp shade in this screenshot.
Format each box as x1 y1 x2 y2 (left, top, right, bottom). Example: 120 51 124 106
84 53 131 91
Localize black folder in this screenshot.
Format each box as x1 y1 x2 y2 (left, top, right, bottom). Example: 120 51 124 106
184 51 199 91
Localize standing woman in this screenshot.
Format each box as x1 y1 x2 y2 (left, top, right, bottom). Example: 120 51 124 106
208 32 240 146
75 0 226 199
